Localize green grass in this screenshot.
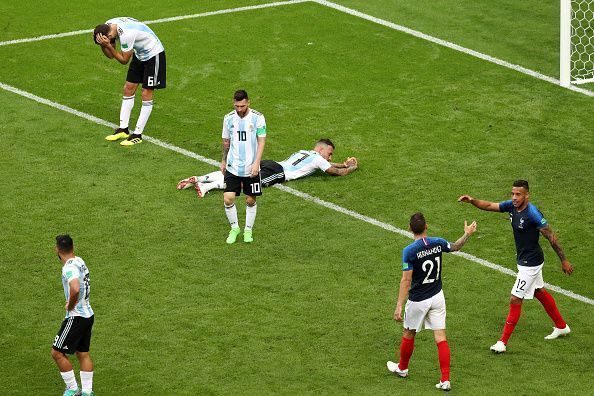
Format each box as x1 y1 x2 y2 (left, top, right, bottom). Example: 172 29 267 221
1 1 593 394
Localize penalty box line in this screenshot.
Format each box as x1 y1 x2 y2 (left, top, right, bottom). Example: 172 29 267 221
0 80 592 307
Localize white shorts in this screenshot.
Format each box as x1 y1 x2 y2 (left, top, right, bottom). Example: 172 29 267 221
511 263 544 300
403 290 446 333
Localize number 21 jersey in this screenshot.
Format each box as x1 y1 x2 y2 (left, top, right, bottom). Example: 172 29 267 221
402 237 451 301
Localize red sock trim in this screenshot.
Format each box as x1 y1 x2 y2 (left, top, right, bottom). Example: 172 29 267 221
398 337 415 370
436 340 450 382
534 289 567 329
500 303 522 344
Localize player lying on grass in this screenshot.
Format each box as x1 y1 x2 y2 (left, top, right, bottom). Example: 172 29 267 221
177 139 358 197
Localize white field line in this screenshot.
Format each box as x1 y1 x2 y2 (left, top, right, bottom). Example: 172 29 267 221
1 81 592 306
0 0 309 47
312 0 594 97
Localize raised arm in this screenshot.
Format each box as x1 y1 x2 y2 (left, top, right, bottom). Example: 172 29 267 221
539 225 573 275
394 270 412 321
450 220 478 251
458 195 500 212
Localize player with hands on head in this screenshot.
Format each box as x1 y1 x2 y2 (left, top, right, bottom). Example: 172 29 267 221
93 17 166 146
458 179 573 354
388 213 477 392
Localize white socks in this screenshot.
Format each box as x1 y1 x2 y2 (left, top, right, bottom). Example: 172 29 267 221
245 203 257 230
119 95 135 129
133 100 153 135
60 370 78 390
225 203 239 229
80 371 93 393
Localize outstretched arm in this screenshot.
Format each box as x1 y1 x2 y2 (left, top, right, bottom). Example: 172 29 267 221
450 220 477 251
394 270 412 321
539 225 573 275
325 157 357 176
458 195 500 212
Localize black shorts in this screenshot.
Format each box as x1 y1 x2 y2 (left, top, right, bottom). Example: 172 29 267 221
260 160 285 187
224 171 262 197
126 51 166 90
52 315 94 354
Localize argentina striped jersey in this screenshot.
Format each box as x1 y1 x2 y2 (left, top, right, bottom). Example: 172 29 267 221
62 257 94 318
106 17 164 61
222 109 267 177
278 150 332 181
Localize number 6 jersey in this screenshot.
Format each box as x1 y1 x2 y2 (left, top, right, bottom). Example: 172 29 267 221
402 237 452 301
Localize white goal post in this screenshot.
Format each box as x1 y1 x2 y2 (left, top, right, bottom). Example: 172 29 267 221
560 0 594 86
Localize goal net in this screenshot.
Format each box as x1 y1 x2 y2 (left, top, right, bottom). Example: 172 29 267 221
561 0 594 86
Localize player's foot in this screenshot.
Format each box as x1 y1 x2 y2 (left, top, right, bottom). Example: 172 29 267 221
226 227 241 244
435 380 451 391
490 340 506 353
81 392 94 396
544 324 571 340
386 361 408 377
105 127 129 141
244 229 253 243
120 134 143 146
177 176 198 190
195 182 206 198
63 388 81 396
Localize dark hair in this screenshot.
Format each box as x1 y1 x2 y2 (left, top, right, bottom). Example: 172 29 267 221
316 138 335 149
233 90 249 101
513 179 529 191
93 24 111 44
409 212 426 235
56 234 74 253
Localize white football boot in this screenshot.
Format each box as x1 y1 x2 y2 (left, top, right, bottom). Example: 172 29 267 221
386 361 408 377
490 340 507 353
435 380 451 391
544 325 571 340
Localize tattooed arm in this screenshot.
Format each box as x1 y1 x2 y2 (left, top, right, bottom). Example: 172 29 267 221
221 138 230 173
450 220 478 251
540 225 574 275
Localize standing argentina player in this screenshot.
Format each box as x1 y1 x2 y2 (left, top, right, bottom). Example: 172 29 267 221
176 139 358 197
388 213 477 392
94 17 166 146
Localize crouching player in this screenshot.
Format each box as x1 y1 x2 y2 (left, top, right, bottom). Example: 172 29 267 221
388 213 477 391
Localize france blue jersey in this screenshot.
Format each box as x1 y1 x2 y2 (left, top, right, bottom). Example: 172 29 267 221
499 200 548 267
402 237 451 302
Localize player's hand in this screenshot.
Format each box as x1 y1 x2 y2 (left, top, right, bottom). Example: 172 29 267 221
458 195 473 203
96 33 111 47
561 260 573 275
394 306 403 322
250 162 260 177
220 161 226 174
464 220 477 235
345 157 358 167
64 301 69 311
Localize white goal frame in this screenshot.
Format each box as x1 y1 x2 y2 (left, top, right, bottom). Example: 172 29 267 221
560 0 594 86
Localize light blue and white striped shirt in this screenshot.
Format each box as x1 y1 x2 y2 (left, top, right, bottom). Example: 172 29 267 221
106 17 164 61
278 150 332 181
222 109 267 177
62 257 94 318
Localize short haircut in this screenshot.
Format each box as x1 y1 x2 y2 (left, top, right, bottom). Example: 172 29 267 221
56 234 74 253
409 212 426 235
315 138 335 149
93 24 111 44
513 179 529 191
233 90 249 102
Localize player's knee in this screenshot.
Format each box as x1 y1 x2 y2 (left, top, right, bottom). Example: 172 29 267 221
510 295 523 305
51 348 63 361
141 89 154 101
123 82 137 96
